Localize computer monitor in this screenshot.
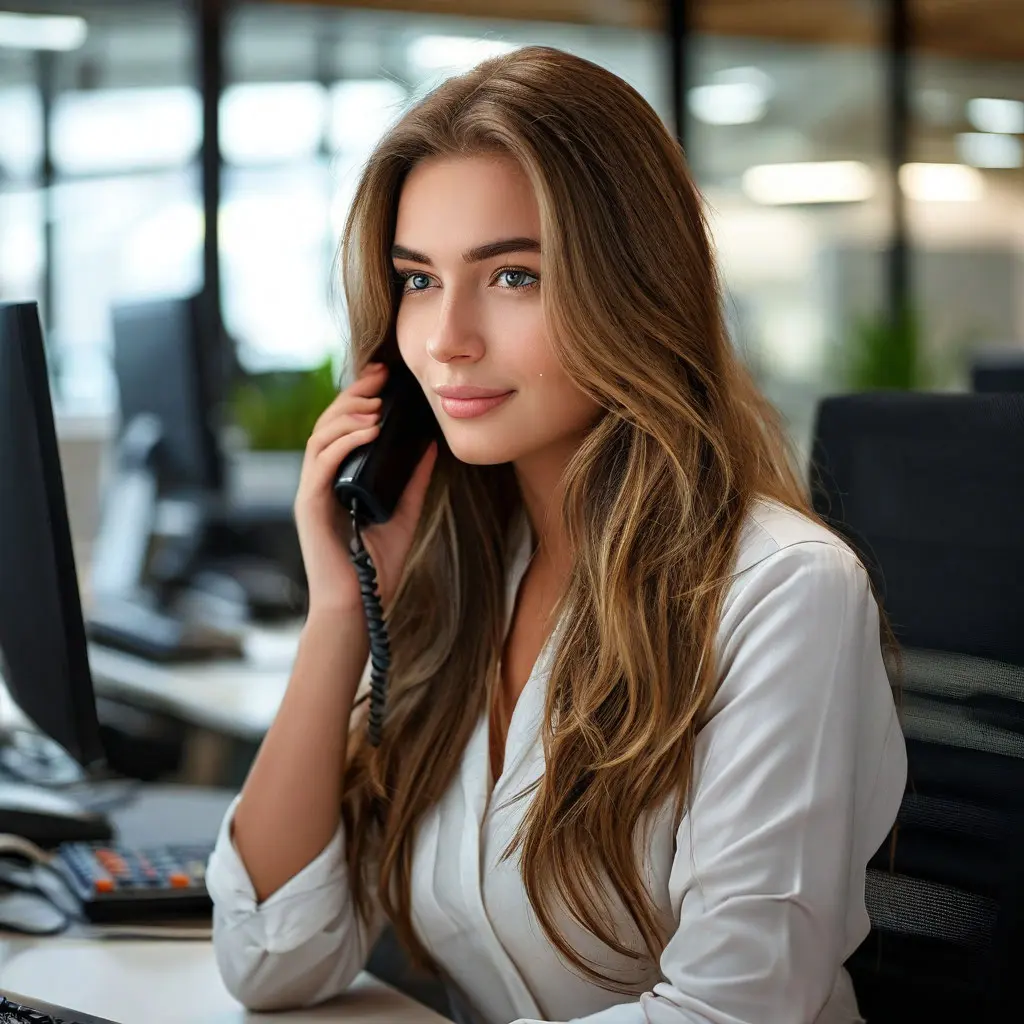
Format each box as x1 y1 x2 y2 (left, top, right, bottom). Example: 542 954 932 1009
112 294 223 495
0 302 104 767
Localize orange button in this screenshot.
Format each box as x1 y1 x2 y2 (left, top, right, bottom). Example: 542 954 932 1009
94 877 116 893
168 873 190 888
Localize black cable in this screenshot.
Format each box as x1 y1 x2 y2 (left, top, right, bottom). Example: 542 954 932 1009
348 501 390 747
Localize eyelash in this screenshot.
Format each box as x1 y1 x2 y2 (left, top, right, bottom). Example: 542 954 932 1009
393 267 540 294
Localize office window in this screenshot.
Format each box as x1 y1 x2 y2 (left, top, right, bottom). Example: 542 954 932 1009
0 2 199 415
223 1 667 372
0 45 43 307
905 38 1024 380
690 1 888 455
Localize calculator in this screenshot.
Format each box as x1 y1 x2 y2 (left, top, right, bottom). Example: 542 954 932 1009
54 841 214 923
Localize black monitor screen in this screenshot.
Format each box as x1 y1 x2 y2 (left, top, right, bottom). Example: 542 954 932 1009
0 303 104 766
112 296 222 493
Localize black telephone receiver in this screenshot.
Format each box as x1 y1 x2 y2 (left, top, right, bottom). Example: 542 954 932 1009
333 361 437 746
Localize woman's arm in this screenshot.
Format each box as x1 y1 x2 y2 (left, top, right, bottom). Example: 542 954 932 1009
207 612 387 1011
231 610 368 901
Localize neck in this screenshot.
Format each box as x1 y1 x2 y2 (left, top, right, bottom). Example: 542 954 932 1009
513 438 580 577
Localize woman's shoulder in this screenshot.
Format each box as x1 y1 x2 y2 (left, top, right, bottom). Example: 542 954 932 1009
721 496 870 627
732 495 860 579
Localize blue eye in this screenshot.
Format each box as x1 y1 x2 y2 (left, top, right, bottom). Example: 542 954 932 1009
402 272 432 292
496 268 539 289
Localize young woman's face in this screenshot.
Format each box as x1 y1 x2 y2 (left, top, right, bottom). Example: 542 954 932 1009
393 153 602 467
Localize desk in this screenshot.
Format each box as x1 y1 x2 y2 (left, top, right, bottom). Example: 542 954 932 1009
87 623 302 743
0 938 447 1023
0 786 447 1022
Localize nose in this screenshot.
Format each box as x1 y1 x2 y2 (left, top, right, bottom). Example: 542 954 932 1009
426 287 484 365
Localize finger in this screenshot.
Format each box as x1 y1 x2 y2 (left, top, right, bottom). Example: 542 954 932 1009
312 374 385 433
311 425 380 490
319 395 382 425
393 440 439 523
347 364 389 397
307 412 380 458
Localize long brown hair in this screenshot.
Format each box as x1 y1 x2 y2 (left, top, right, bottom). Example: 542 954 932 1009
338 46 859 989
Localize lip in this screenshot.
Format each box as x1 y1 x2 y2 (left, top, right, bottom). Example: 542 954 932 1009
434 385 512 399
436 389 514 420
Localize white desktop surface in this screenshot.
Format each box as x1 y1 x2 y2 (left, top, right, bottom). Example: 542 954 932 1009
0 937 447 1023
87 623 302 742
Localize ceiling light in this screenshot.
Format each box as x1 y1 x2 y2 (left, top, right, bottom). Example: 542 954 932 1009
966 97 1024 135
689 83 766 125
0 12 87 51
741 161 874 205
957 132 1022 169
899 162 984 202
689 66 773 126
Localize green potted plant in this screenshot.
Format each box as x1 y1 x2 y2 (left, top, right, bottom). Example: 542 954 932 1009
226 356 340 502
842 307 921 391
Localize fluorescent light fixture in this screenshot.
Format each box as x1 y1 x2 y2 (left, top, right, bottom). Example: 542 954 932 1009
221 83 327 165
690 66 773 126
690 83 766 125
407 35 516 75
957 132 1023 169
0 12 87 51
741 161 874 205
966 97 1024 135
899 162 984 202
51 88 201 174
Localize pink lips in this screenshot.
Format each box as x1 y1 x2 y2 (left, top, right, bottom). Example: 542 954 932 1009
434 385 514 419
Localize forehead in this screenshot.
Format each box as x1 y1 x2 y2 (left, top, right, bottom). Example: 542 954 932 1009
394 154 540 249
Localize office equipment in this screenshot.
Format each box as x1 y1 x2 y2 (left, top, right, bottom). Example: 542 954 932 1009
0 788 107 848
97 295 305 628
810 391 1024 1023
0 305 104 768
85 595 242 664
84 296 250 659
0 992 117 1024
53 839 213 923
334 360 437 745
971 348 1024 393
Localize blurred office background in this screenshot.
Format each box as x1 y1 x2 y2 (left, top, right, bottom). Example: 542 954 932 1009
1 0 1023 558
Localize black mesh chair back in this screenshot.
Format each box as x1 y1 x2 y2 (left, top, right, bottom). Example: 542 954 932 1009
810 392 1024 1022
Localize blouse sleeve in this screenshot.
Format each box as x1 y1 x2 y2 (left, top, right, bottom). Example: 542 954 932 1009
513 540 906 1024
206 794 387 1011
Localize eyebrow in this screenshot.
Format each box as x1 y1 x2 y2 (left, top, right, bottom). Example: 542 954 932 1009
390 237 540 266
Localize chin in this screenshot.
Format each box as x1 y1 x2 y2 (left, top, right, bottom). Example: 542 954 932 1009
441 429 529 466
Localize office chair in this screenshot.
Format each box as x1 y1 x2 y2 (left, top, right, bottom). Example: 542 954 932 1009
810 392 1024 1023
971 349 1024 394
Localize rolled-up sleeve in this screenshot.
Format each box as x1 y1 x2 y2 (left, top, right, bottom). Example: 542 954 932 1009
207 795 386 1011
513 540 906 1024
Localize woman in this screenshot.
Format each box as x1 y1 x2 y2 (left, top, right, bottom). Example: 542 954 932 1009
208 46 906 1024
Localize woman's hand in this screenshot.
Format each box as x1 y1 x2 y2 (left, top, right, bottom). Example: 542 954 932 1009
293 362 438 619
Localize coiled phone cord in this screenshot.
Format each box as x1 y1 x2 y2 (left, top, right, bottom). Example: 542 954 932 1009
347 501 389 747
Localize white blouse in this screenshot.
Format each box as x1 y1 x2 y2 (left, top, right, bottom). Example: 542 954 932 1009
207 497 907 1024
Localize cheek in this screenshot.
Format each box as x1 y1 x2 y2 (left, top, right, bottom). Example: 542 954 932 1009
395 304 424 369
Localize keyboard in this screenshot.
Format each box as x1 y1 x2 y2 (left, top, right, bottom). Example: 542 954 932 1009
54 840 214 923
0 993 116 1024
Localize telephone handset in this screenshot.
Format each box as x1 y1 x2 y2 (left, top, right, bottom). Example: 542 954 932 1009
333 361 437 746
